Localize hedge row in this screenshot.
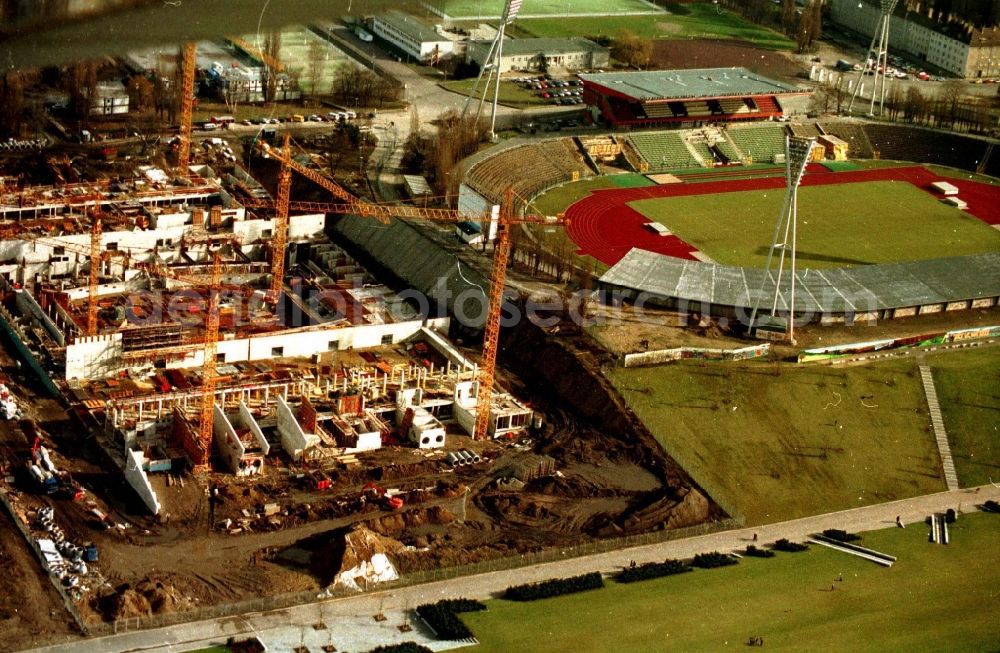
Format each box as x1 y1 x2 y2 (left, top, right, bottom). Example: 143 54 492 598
744 545 775 558
504 572 604 601
773 538 809 552
616 559 692 583
822 529 861 542
692 551 739 569
415 598 485 640
365 644 434 653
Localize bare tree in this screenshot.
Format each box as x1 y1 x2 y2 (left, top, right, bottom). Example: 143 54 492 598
0 71 26 137
306 40 326 97
127 75 155 112
262 31 282 103
781 0 798 35
610 29 652 70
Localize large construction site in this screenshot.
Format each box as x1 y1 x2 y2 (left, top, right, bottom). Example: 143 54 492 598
1 2 998 650
0 43 712 640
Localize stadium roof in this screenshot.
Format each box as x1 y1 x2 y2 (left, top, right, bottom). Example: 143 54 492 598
477 37 608 56
599 249 1000 314
579 68 801 101
374 10 445 44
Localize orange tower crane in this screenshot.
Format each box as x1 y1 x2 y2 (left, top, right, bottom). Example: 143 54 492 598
195 251 223 468
176 41 197 174
87 215 102 336
269 133 293 299
247 141 566 440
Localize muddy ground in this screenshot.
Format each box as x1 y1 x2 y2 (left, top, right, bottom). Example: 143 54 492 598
0 315 716 637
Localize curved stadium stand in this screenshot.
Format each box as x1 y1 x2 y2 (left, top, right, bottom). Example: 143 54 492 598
464 138 592 205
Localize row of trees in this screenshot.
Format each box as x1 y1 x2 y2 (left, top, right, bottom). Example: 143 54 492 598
401 109 490 197
811 74 996 134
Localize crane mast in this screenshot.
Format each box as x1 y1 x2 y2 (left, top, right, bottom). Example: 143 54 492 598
176 42 197 174
195 252 222 469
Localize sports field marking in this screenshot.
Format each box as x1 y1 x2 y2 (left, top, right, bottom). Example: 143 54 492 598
628 180 1000 268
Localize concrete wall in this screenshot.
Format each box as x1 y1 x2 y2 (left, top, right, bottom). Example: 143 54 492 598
238 401 270 456
453 380 477 437
276 395 315 460
65 315 449 379
65 333 122 380
410 407 445 448
124 448 161 514
15 289 64 345
212 404 245 474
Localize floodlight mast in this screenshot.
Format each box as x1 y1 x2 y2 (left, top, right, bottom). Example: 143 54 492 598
748 135 815 344
847 0 899 117
461 0 522 139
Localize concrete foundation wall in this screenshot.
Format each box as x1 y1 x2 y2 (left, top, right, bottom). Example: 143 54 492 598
124 448 161 514
239 401 270 456
277 395 314 460
15 289 64 345
213 404 246 474
65 333 123 380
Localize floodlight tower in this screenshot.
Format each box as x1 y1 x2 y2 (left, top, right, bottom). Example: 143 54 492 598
748 136 816 344
461 0 523 139
847 0 899 117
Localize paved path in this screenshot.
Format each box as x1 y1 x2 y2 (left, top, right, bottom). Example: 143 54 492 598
919 363 959 490
28 484 1000 653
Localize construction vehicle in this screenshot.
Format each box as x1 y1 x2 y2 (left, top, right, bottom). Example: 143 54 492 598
308 470 332 491
363 482 404 511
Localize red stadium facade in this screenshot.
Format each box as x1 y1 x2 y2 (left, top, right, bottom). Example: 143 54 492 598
580 68 809 128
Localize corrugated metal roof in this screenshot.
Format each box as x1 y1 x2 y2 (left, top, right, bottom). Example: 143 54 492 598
579 68 800 101
599 248 1000 313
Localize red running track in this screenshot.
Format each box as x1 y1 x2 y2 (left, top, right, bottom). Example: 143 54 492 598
565 165 1000 267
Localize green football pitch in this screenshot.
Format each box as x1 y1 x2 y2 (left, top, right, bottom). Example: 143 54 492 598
457 513 1000 653
432 0 660 18
628 181 1000 268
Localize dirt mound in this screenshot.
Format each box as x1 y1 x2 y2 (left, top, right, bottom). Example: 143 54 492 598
95 578 193 621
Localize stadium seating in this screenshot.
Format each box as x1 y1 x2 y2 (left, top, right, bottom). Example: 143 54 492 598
818 122 873 159
727 124 788 164
715 139 741 163
642 103 674 119
790 123 822 138
862 124 990 171
465 139 592 204
627 132 700 171
717 98 754 115
690 141 716 165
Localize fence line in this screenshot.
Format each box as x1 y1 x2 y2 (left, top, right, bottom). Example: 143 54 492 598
93 515 742 636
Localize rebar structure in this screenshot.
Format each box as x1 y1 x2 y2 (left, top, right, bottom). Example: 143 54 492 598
749 136 816 344
847 0 899 116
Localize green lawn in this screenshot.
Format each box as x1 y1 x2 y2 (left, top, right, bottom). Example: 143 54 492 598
608 359 945 524
458 513 1000 653
439 79 548 108
628 181 1000 268
513 3 793 50
929 347 1000 487
432 0 659 18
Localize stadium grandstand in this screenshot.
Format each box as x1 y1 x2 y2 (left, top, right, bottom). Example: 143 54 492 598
580 68 807 129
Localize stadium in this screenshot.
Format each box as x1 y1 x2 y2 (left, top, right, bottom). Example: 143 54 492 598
458 111 1000 326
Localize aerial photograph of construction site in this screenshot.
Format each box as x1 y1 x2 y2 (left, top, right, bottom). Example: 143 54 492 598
0 0 998 651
